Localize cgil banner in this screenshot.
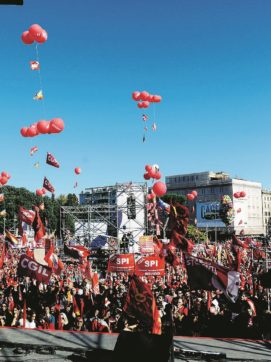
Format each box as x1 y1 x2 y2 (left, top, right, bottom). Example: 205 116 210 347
17 254 52 283
107 253 135 273
135 255 165 276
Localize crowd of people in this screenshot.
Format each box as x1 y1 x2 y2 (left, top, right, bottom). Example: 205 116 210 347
0 237 270 340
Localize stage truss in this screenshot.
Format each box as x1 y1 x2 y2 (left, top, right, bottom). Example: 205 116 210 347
60 182 148 248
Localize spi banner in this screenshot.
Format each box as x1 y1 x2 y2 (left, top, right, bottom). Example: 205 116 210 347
107 253 135 273
135 255 165 276
139 235 154 254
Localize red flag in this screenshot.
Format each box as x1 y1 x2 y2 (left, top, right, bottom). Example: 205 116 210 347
123 275 161 334
32 207 46 241
43 177 55 193
84 259 93 280
30 61 40 70
17 254 52 283
26 247 34 258
21 233 28 247
232 233 250 249
92 272 100 295
80 299 85 317
44 244 54 268
73 296 80 316
18 207 35 225
184 253 240 303
0 242 5 268
46 152 60 168
44 243 64 274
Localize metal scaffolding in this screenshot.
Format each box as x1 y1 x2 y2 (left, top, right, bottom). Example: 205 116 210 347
60 182 148 248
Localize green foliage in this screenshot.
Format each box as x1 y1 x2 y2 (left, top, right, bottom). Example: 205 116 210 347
0 186 77 237
161 193 186 205
187 224 207 242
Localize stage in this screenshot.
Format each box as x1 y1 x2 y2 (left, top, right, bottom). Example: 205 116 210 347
0 328 269 361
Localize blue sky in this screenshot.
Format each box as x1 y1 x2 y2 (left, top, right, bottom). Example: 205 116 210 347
0 0 271 195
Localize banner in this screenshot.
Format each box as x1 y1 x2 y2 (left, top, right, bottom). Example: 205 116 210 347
18 207 35 225
135 255 165 276
123 275 161 334
184 253 240 303
196 201 225 228
107 253 135 273
17 254 52 283
139 235 154 254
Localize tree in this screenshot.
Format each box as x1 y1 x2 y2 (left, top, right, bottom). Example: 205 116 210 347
187 225 207 243
161 193 186 205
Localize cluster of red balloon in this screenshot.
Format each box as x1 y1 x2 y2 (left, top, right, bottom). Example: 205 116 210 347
132 91 162 108
234 191 246 198
20 118 64 137
0 171 11 186
143 164 161 180
143 164 167 199
186 190 198 201
21 24 48 45
36 188 47 197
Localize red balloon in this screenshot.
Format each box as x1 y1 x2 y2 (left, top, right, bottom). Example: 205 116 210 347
152 181 167 197
147 94 154 102
36 29 48 43
132 91 141 101
0 176 8 185
36 189 43 196
154 171 162 180
21 31 34 45
148 168 157 178
27 124 39 137
20 127 29 137
187 193 195 201
191 190 198 197
75 167 81 175
142 101 150 108
145 165 152 172
233 192 240 198
240 191 246 198
1 171 8 178
140 91 149 101
28 24 43 40
37 120 50 134
143 173 151 180
147 193 155 200
152 95 162 103
137 102 144 108
49 118 64 133
41 188 47 194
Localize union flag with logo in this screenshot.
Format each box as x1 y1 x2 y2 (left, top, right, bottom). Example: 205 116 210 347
123 275 161 334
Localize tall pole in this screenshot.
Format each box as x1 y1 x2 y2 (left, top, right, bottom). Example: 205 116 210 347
266 246 270 311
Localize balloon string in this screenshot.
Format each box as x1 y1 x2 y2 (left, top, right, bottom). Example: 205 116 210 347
35 44 46 120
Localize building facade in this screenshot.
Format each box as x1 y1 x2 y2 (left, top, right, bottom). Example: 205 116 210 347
166 171 264 236
262 189 271 236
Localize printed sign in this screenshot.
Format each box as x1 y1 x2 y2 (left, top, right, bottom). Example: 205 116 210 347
107 253 135 273
135 255 165 276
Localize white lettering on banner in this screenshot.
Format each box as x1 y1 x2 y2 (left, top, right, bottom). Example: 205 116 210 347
116 258 129 265
186 256 217 275
29 261 38 271
42 268 49 276
145 260 158 268
21 258 28 268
